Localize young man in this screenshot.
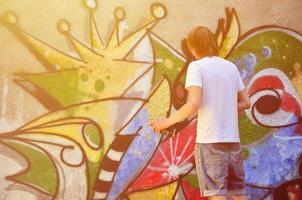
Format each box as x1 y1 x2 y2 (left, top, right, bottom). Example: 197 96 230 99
149 26 251 200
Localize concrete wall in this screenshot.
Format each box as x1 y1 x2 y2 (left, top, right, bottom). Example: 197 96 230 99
0 0 301 199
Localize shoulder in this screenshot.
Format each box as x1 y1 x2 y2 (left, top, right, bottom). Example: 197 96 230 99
218 57 238 71
187 60 202 71
188 60 200 67
188 59 209 69
217 56 235 65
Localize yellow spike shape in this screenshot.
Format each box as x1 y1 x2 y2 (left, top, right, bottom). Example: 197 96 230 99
100 3 167 59
218 8 240 58
1 11 86 71
58 19 103 63
88 10 104 52
105 7 126 50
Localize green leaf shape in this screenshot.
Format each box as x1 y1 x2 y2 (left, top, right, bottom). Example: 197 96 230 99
228 29 302 77
3 139 58 196
150 33 186 85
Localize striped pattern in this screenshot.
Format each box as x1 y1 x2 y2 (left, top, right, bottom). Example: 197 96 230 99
94 127 142 200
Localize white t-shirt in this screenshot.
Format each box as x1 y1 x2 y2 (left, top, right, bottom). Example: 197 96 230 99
184 56 245 143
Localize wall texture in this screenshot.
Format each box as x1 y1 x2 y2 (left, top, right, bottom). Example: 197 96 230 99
0 0 301 199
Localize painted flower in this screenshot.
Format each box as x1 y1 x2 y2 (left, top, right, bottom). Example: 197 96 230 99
127 119 197 193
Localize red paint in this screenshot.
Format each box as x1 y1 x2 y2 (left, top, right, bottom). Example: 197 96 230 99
248 75 284 95
281 92 301 117
181 179 207 200
127 120 197 193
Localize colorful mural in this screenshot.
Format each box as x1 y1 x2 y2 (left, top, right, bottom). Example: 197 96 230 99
0 1 301 200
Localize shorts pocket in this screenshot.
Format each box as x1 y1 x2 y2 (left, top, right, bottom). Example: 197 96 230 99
205 155 227 180
206 165 226 180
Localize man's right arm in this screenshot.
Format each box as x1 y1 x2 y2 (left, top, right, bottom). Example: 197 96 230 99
238 88 251 113
235 66 250 113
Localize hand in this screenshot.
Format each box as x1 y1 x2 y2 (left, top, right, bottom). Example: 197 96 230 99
148 118 171 133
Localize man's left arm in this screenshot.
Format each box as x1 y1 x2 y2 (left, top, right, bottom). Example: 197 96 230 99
149 62 203 133
166 86 202 126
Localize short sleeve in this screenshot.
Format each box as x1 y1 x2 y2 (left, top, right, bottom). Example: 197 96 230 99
236 68 245 92
184 62 203 90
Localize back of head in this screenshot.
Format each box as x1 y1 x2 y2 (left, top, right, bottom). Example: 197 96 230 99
186 26 219 59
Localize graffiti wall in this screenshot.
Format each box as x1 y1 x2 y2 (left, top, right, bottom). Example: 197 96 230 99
0 0 301 199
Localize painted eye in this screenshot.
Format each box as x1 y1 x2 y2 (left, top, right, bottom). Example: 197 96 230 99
254 94 281 115
245 69 302 130
246 88 291 127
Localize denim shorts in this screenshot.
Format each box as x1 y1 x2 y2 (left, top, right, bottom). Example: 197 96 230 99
194 142 247 197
